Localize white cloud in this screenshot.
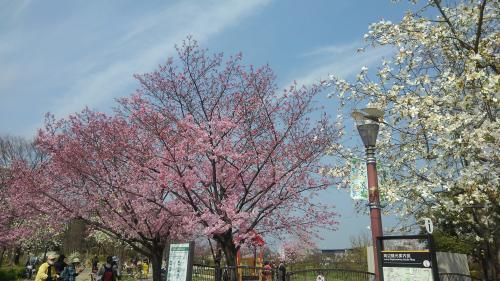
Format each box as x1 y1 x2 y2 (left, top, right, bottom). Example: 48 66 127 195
289 42 394 87
0 0 271 137
52 0 271 119
301 41 362 57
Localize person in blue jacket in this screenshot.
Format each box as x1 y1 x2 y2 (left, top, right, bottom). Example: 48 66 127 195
60 258 84 281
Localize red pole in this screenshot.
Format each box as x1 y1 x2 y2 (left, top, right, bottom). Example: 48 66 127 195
366 146 383 281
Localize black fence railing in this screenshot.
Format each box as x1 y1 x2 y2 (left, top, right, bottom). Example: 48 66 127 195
286 268 375 281
225 266 278 281
439 273 483 281
193 265 279 281
193 264 217 281
188 265 487 281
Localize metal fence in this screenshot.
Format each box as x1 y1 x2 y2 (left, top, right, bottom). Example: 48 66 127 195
193 264 217 281
186 266 487 281
439 273 483 281
192 265 279 281
286 268 375 281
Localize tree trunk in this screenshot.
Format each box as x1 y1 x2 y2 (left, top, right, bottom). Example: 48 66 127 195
481 240 498 281
43 246 48 261
13 246 21 265
216 230 238 281
150 241 165 281
214 241 222 281
496 236 500 281
0 246 5 266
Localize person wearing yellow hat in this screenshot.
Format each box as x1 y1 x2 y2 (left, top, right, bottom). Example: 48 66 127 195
35 252 59 281
60 257 85 281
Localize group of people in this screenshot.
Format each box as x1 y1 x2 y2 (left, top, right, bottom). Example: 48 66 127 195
34 252 84 281
220 260 286 281
93 256 120 281
123 258 150 279
32 253 122 281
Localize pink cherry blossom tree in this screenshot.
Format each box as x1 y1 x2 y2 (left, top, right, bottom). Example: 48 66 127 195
117 38 340 273
13 111 194 281
280 238 316 265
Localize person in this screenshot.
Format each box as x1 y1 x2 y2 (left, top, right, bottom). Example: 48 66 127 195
54 254 67 275
25 256 39 279
142 259 149 279
263 261 273 281
35 252 59 281
60 258 84 281
112 256 120 277
97 256 118 281
92 256 99 273
135 260 142 279
277 260 286 281
124 261 133 276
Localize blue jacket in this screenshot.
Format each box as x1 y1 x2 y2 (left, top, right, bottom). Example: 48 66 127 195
60 265 79 281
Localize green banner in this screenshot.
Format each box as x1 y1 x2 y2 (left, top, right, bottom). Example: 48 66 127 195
350 159 368 200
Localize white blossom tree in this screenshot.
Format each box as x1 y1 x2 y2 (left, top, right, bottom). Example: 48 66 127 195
326 0 498 279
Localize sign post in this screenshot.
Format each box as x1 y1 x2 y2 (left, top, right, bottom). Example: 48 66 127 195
423 218 434 234
377 235 440 281
166 242 195 281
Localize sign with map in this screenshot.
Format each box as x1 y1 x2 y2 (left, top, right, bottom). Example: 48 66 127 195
381 251 433 281
377 235 439 281
166 242 194 281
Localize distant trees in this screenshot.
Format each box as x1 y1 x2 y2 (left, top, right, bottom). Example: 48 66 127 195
0 136 55 265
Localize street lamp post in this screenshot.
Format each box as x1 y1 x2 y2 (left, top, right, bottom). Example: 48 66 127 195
353 108 384 281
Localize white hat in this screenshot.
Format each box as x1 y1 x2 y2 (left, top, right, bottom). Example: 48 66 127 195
72 258 81 263
47 252 59 260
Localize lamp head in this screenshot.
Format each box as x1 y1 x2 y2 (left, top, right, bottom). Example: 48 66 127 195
351 107 384 147
357 123 379 147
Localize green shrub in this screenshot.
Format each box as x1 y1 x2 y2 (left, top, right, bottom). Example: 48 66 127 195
0 266 25 281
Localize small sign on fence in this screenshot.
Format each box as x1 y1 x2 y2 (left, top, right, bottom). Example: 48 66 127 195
166 242 195 281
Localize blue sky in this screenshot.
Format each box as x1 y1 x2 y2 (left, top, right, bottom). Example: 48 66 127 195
1 0 416 248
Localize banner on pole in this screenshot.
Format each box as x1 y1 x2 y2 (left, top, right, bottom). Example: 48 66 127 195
349 159 368 200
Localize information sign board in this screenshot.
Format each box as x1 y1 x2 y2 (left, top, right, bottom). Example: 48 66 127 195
382 250 433 281
377 235 439 281
166 242 194 281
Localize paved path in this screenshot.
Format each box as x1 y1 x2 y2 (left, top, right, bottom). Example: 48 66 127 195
74 267 154 281
76 267 93 281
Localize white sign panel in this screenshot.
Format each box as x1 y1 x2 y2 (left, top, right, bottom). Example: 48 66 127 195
383 267 433 281
167 243 191 281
